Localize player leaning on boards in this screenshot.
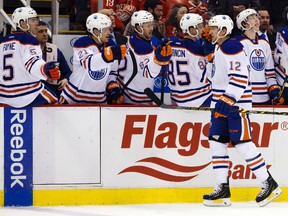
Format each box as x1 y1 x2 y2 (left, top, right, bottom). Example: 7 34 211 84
202 15 282 207
111 10 172 104
168 13 211 107
0 6 60 107
234 9 283 105
59 13 126 104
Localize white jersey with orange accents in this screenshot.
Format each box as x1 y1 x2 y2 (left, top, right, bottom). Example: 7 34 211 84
61 36 118 104
115 34 162 104
234 34 277 104
208 38 252 110
168 37 211 107
0 31 49 107
274 26 288 87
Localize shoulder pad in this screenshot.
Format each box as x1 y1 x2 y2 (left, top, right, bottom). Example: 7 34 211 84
232 34 246 41
170 38 204 56
220 38 243 54
278 26 288 43
9 32 40 45
73 36 94 48
186 40 205 56
129 34 153 54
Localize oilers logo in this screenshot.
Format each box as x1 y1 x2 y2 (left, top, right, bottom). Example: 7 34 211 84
88 68 107 80
154 76 168 89
250 49 266 71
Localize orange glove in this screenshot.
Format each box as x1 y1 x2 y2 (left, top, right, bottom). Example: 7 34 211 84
202 24 212 42
41 61 61 80
269 85 284 105
214 94 236 118
102 45 127 63
154 38 172 66
106 81 124 104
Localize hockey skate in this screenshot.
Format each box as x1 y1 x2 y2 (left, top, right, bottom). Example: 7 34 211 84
203 183 231 207
256 174 282 207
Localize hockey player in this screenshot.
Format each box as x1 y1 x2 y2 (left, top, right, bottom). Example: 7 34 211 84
235 9 283 105
114 10 172 104
273 25 288 105
0 6 60 107
59 13 126 104
203 15 282 207
168 13 211 107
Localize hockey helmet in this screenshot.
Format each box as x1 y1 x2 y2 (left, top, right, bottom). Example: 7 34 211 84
86 13 112 33
131 10 154 27
12 6 38 28
208 15 234 36
180 13 203 34
236 8 258 30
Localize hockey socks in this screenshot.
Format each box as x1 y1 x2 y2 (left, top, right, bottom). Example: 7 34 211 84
204 141 231 206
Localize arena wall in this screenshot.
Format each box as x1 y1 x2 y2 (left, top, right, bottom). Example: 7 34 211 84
0 105 288 206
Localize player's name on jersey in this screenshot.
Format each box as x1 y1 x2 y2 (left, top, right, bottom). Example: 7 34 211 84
3 42 16 51
172 48 186 58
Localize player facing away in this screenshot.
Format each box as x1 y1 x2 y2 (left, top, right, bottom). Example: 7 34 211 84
113 10 172 104
273 25 288 105
168 13 211 107
234 9 283 105
0 7 60 107
203 15 282 207
59 13 126 104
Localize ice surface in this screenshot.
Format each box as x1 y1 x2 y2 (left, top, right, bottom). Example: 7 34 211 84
0 202 287 216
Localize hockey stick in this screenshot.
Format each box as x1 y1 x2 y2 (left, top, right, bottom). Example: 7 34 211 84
144 88 288 116
117 48 138 93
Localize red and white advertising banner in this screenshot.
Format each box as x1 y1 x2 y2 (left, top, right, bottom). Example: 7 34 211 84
101 107 288 188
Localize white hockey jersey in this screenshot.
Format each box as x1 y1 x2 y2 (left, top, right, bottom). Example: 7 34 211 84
208 38 252 110
61 36 118 104
234 34 277 104
115 34 162 104
0 31 47 107
168 37 211 107
274 26 288 88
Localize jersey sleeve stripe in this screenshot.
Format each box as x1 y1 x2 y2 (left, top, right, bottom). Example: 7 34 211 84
41 89 58 104
0 82 40 93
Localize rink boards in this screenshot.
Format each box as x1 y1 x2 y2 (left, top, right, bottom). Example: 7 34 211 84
0 105 288 206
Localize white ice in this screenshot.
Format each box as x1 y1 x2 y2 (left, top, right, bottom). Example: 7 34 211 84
0 202 287 216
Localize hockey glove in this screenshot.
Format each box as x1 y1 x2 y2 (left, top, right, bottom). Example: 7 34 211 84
106 81 124 104
202 24 212 42
102 45 127 63
214 94 236 118
268 85 284 105
154 37 172 66
41 61 61 80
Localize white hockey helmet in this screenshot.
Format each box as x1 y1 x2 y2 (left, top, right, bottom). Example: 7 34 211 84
236 8 258 30
180 13 203 34
86 13 112 34
12 6 38 28
208 15 234 36
131 10 154 27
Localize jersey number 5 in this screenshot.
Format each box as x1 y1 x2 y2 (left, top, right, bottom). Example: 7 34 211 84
3 54 14 81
